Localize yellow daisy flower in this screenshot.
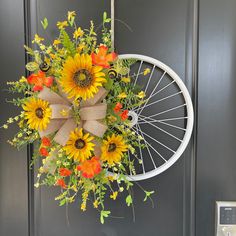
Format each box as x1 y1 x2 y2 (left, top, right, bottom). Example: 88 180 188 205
57 21 68 30
32 34 44 44
53 39 61 46
60 54 106 100
64 128 95 162
67 11 76 21
117 92 127 99
22 97 51 131
110 191 118 200
143 68 151 75
101 134 128 165
73 27 84 39
137 91 146 99
93 200 99 208
121 77 131 83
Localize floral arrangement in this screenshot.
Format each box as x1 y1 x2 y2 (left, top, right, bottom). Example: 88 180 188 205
2 11 154 223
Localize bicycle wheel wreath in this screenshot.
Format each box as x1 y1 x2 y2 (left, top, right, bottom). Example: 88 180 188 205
2 11 156 223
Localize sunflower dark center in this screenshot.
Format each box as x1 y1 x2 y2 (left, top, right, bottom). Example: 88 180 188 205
75 138 85 149
108 143 117 152
35 108 44 119
73 69 92 87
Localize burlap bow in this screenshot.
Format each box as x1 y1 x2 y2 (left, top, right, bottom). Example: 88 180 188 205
38 86 108 155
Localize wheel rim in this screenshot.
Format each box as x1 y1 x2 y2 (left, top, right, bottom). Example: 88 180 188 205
109 54 194 181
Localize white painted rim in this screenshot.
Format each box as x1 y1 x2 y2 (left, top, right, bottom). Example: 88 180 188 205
110 54 194 181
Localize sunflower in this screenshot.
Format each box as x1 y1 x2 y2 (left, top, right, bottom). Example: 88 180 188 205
64 128 95 162
60 54 106 100
101 134 128 165
22 97 51 131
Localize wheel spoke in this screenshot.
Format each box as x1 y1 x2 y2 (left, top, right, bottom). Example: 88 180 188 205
134 91 182 113
134 125 167 163
139 119 183 142
133 127 145 174
147 104 186 119
138 71 167 116
131 126 157 168
138 115 187 131
133 60 143 86
138 125 176 153
148 80 175 100
144 65 155 93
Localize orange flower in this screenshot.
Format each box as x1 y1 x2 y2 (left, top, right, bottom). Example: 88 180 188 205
114 102 122 113
27 71 53 91
59 168 72 177
120 110 129 120
39 147 49 156
41 137 51 146
77 157 102 178
56 179 66 188
91 45 117 68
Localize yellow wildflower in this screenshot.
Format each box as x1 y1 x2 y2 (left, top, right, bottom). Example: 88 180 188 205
32 34 44 44
93 200 99 208
121 77 131 83
34 183 40 188
7 118 14 123
71 185 77 192
17 133 23 138
39 167 45 173
110 191 118 200
107 175 115 182
81 203 86 211
3 124 8 129
118 92 127 99
67 11 76 21
137 91 146 99
143 68 151 75
119 187 124 192
73 27 84 39
77 43 85 53
108 115 117 123
57 21 68 30
40 45 46 50
19 77 27 83
53 39 61 46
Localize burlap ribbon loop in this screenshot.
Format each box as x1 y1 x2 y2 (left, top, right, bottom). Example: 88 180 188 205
38 87 108 146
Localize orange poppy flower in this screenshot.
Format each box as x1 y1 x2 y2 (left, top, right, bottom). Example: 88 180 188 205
114 102 122 113
91 45 117 68
39 147 49 156
27 71 53 91
56 179 66 188
120 110 129 120
77 157 102 178
59 168 72 177
41 137 51 147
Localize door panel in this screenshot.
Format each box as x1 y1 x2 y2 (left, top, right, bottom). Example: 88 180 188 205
197 0 236 235
0 0 28 236
31 1 191 236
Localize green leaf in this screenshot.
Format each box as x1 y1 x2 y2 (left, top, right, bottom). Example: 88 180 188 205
26 62 39 72
59 198 66 206
126 194 133 207
100 210 110 224
60 30 76 56
41 17 48 30
103 12 107 23
104 76 114 90
24 45 34 56
143 191 155 202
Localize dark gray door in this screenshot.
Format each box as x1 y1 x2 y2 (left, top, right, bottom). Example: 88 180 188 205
1 0 236 236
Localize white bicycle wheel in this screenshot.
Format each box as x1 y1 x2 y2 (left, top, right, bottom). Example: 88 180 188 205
116 54 194 181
